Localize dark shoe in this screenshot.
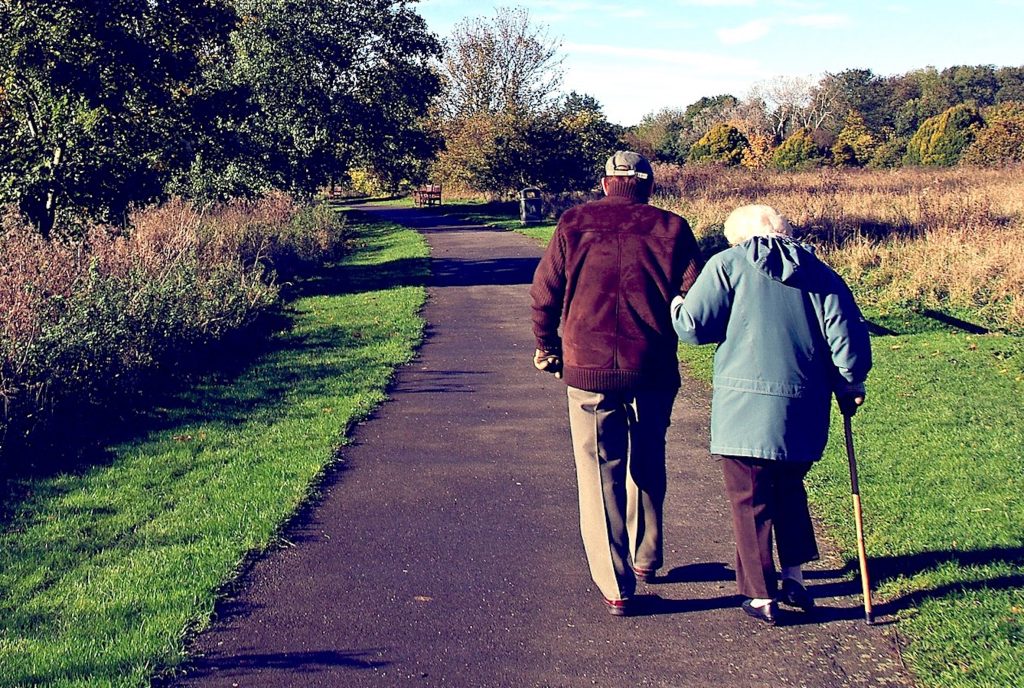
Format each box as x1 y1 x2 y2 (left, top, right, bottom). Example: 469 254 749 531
632 566 657 583
741 599 778 625
780 578 816 611
603 596 635 617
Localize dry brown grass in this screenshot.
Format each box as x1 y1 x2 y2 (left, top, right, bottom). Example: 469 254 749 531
0 194 348 463
651 164 1024 330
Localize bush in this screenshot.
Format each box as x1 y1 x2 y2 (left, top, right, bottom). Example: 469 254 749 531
687 123 749 166
741 132 775 168
961 102 1024 166
0 195 348 466
868 137 908 169
771 128 824 170
904 103 983 166
831 111 880 167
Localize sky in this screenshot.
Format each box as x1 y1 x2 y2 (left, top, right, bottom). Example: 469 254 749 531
415 0 1024 125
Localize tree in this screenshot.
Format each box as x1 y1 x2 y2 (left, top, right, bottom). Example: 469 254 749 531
831 111 880 167
962 102 1024 166
431 9 615 197
437 7 563 120
687 123 749 166
221 0 441 198
623 107 688 163
0 0 237 236
904 103 983 166
748 76 816 143
741 132 775 168
771 128 823 170
554 92 622 187
996 67 1024 103
947 65 999 106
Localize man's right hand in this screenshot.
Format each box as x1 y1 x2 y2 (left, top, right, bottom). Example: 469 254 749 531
533 349 563 379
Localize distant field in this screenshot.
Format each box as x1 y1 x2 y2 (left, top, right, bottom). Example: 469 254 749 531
653 164 1024 333
503 169 1024 688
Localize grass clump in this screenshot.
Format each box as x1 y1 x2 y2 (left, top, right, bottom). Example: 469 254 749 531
0 212 428 687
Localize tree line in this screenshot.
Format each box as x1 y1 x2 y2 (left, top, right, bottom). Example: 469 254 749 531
625 65 1024 171
4 3 1024 237
0 0 440 237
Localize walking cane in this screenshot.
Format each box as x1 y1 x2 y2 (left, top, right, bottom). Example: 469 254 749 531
843 413 874 625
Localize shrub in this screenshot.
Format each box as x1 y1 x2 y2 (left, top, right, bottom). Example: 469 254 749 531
904 103 983 166
687 123 749 166
961 102 1024 166
868 137 908 169
771 128 824 170
741 132 775 169
832 111 880 167
0 195 348 466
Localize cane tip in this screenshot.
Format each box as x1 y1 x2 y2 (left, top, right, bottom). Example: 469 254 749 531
865 613 875 625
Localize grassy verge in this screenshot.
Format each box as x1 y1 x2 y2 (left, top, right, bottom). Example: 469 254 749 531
520 222 1024 688
0 212 428 687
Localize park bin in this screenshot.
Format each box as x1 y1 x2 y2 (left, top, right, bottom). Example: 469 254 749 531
519 187 544 225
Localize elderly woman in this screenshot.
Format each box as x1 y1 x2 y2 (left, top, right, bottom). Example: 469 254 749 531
670 204 871 624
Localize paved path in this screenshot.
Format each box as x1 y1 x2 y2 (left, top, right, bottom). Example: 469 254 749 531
169 206 912 687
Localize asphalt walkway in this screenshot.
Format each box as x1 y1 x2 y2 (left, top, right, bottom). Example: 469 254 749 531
169 205 911 687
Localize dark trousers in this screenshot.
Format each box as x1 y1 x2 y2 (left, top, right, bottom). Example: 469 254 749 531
719 455 820 599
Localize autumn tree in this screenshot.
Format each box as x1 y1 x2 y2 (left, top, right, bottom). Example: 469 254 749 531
831 111 880 167
433 9 615 195
904 103 983 166
437 7 563 120
962 102 1024 166
771 128 824 170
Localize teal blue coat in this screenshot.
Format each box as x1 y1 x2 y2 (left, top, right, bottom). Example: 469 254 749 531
672 236 872 462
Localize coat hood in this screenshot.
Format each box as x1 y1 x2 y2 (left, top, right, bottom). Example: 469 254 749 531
742 235 814 284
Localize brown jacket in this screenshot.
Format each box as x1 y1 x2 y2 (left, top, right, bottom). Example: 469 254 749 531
530 194 703 392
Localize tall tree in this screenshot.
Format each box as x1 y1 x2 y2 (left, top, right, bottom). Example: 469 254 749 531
223 0 441 198
0 0 237 236
432 8 589 196
747 76 817 143
438 7 563 121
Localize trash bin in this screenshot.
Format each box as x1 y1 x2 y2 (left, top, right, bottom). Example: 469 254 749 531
519 187 544 225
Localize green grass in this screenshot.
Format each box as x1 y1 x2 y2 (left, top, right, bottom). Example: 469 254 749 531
0 213 428 687
520 222 1024 688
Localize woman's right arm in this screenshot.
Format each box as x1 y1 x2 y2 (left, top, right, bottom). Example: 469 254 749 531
671 254 733 346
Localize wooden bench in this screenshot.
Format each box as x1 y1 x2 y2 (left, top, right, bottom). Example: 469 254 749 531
413 184 442 207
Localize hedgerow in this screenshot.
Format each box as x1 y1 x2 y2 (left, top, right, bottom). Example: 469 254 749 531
0 194 347 468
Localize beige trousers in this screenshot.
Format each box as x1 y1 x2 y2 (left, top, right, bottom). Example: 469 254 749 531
566 386 676 601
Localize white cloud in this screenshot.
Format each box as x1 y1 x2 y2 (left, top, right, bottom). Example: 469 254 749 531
716 18 774 44
561 42 771 123
789 13 850 28
609 7 651 19
715 12 849 44
770 0 825 9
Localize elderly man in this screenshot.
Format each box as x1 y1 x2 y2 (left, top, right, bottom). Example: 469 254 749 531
530 151 703 615
671 204 872 624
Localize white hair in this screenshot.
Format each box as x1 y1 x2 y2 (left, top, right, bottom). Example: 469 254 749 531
723 204 794 245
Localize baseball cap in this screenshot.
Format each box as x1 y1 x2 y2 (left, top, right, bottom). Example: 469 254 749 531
605 151 653 180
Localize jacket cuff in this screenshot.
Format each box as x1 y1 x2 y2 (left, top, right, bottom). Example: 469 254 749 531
835 381 866 396
536 338 562 354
